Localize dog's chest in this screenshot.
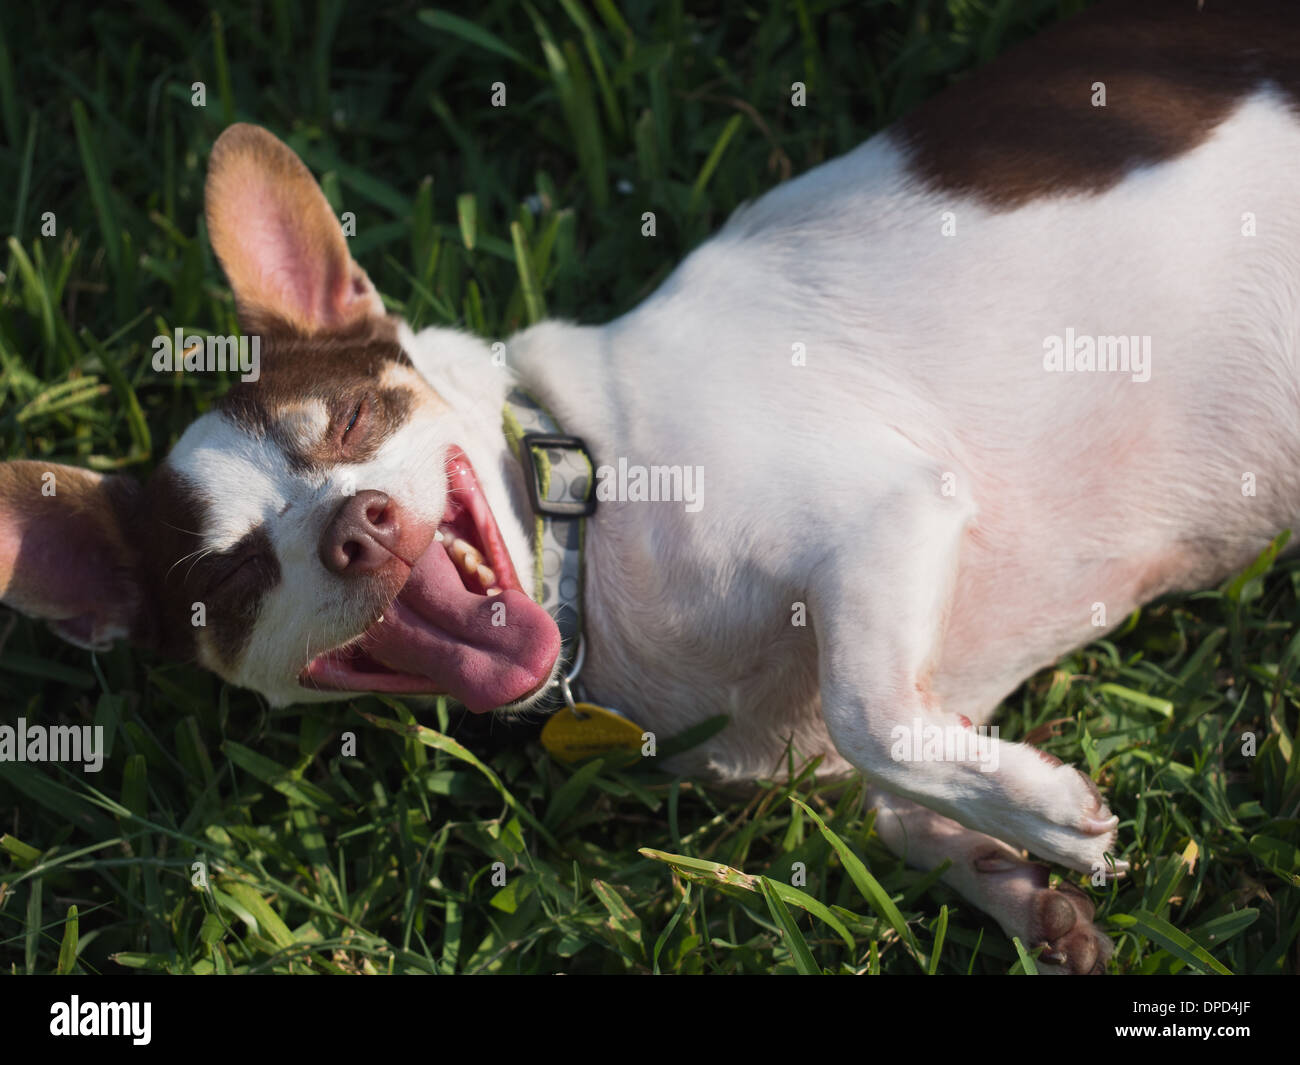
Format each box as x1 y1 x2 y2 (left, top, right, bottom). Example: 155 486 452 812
576 510 845 779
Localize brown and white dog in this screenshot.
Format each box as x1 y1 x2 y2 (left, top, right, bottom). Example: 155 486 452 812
3 1 1299 972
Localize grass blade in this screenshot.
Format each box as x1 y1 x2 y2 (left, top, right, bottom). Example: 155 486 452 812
1110 909 1234 975
56 904 79 974
510 221 547 324
639 847 856 951
791 796 925 968
71 100 123 285
1010 936 1039 974
418 9 534 68
760 877 820 974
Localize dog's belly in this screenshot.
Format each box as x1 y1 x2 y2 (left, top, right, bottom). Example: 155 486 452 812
933 529 1235 728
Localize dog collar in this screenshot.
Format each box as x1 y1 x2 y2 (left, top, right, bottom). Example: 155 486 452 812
501 387 595 693
502 391 649 761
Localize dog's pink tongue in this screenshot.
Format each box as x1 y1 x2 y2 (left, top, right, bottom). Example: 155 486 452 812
365 545 560 713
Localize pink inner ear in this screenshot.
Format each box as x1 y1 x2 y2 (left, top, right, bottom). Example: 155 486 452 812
0 506 137 646
231 182 358 330
206 127 381 335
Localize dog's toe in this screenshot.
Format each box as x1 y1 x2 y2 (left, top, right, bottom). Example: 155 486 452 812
1028 881 1113 974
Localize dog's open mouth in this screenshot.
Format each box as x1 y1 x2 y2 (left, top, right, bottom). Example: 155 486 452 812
299 447 561 712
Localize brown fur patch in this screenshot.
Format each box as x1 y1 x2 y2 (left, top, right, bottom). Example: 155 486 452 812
135 467 282 668
898 0 1300 208
216 314 416 472
196 523 281 668
135 467 208 662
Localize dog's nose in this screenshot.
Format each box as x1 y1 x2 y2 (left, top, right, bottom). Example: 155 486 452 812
319 490 401 577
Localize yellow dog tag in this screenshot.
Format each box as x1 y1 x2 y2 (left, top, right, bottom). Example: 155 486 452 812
541 702 645 763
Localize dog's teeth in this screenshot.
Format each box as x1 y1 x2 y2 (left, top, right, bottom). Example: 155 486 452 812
486 587 501 596
440 530 490 586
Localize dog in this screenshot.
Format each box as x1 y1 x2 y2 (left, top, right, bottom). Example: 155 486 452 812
2 0 1298 973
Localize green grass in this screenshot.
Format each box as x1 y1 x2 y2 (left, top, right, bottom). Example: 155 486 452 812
1 0 1298 974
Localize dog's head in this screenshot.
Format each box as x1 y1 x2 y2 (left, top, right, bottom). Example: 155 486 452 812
0 125 561 710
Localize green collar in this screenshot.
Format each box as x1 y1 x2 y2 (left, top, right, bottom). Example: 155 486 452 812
501 388 595 690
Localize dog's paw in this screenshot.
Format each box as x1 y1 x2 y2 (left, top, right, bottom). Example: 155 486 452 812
1033 764 1122 872
1024 881 1113 975
992 746 1127 875
1031 748 1116 830
975 850 1114 974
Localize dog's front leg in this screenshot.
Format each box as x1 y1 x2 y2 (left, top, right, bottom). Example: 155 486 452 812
811 462 1121 878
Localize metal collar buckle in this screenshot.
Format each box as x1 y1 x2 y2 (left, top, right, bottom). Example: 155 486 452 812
518 432 597 517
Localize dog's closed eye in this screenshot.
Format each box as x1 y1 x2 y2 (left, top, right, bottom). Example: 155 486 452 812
212 550 267 593
338 396 368 452
197 529 276 597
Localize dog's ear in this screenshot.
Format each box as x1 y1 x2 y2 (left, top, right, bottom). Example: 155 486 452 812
0 461 148 651
205 123 384 335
